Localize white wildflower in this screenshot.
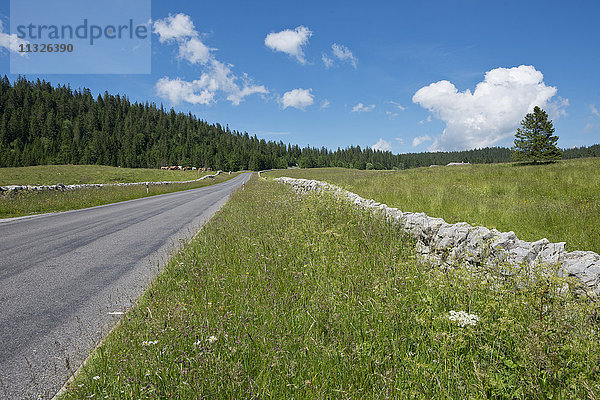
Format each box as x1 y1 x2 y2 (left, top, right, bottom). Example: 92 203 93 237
92 375 100 380
448 310 480 327
207 335 218 344
142 340 158 346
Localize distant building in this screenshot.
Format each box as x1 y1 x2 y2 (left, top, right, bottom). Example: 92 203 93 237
446 162 470 166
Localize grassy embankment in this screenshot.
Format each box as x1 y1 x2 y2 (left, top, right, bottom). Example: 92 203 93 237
268 158 600 254
0 165 239 218
59 178 600 399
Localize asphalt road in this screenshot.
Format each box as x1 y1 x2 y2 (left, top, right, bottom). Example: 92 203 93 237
0 172 251 399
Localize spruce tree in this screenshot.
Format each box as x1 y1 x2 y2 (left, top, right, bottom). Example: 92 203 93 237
512 106 561 163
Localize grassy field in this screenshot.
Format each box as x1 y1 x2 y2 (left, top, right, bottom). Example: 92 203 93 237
0 171 240 219
0 164 215 186
58 178 600 399
267 158 600 254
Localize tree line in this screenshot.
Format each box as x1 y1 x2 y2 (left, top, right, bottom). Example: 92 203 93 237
0 76 598 170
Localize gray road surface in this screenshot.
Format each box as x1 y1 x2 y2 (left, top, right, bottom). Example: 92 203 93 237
0 173 251 399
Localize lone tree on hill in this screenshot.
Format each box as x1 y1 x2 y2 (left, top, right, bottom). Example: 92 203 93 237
511 106 562 163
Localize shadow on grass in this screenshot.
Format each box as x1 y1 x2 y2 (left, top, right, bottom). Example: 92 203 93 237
512 160 560 167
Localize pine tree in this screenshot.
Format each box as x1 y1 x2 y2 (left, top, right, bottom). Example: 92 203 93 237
512 106 561 163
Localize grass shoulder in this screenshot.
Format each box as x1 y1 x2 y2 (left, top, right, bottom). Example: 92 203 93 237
58 177 600 399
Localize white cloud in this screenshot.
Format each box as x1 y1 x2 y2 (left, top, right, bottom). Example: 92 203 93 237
153 13 197 43
0 19 28 55
372 138 392 152
153 14 268 106
386 101 406 111
322 53 334 69
156 67 267 107
412 135 432 147
226 81 269 106
591 104 600 118
156 60 266 107
178 37 211 65
331 43 357 69
265 26 312 64
155 77 214 105
352 103 375 113
280 88 314 110
413 65 565 151
320 99 330 109
386 111 399 118
394 137 405 145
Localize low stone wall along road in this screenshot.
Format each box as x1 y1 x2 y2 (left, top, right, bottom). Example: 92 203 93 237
0 172 252 400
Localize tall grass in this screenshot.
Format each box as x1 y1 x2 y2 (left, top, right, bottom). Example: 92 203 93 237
58 178 600 399
0 173 239 218
0 164 215 186
267 158 600 253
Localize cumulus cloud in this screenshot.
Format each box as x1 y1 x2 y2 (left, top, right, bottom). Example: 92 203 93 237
280 88 314 110
178 37 211 65
591 104 600 118
0 19 28 54
322 53 334 68
394 137 405 145
156 60 267 106
320 99 330 109
153 13 197 42
265 26 312 64
155 77 214 105
331 43 357 68
226 82 269 106
412 135 432 147
153 14 268 106
372 138 392 152
352 103 375 113
413 65 565 151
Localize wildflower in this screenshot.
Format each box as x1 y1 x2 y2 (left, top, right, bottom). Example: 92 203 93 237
142 340 158 346
448 310 480 327
92 376 100 380
207 335 218 344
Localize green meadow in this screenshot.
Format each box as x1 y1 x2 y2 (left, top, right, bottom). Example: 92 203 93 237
0 164 214 186
0 165 239 218
267 158 600 254
58 177 600 399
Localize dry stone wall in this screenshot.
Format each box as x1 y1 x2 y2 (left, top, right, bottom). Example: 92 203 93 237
275 177 600 296
0 171 223 194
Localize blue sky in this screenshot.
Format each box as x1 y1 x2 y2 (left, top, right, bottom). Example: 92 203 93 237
1 0 599 153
